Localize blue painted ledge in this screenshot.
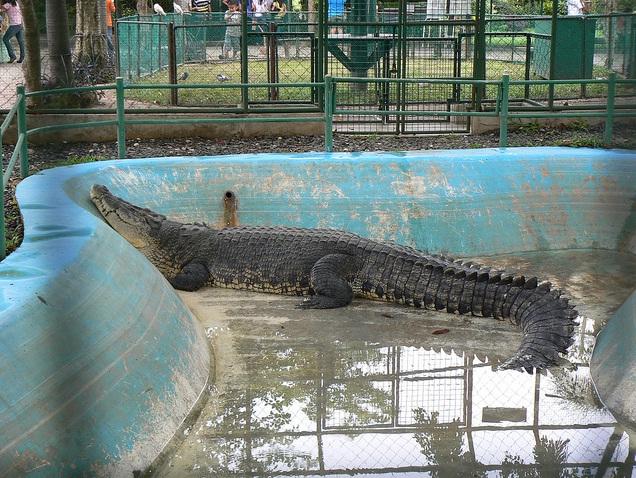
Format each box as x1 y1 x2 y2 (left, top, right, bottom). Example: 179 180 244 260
0 147 635 474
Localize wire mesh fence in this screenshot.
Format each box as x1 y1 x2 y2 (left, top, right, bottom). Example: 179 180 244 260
1 5 635 133
180 340 635 476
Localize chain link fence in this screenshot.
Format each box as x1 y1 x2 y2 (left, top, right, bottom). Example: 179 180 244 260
179 338 634 476
1 4 635 132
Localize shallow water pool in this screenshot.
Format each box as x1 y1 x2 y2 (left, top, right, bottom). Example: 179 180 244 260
2 147 634 475
151 249 636 477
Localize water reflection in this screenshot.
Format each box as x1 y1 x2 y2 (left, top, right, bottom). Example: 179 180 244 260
156 251 636 477
174 336 634 477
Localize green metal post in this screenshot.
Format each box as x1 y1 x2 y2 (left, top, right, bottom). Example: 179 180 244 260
396 0 406 134
524 34 531 100
324 75 334 152
317 0 325 110
17 85 28 178
168 22 178 105
241 4 249 112
116 77 127 159
604 73 616 145
581 17 587 98
606 15 614 71
499 74 510 147
473 0 487 111
548 0 557 110
629 15 636 79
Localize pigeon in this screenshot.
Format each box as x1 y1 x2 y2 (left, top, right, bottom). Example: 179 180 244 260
217 74 231 82
153 3 167 15
178 71 189 81
173 2 183 13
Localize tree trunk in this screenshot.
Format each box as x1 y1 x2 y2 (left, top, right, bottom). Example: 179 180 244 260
75 0 109 70
18 0 41 100
307 0 316 33
136 0 151 14
45 0 73 87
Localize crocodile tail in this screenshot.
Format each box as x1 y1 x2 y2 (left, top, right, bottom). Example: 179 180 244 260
497 286 578 372
423 263 578 372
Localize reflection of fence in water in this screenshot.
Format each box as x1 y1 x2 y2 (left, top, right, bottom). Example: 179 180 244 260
214 341 633 476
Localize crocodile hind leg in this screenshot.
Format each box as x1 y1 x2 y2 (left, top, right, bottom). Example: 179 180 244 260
170 262 209 291
298 254 356 309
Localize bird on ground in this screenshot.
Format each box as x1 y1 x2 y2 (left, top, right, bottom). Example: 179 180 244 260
173 2 184 14
217 74 231 82
178 71 189 81
153 3 167 15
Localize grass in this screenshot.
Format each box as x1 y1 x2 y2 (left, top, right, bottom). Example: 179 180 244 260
49 154 104 168
127 58 314 106
127 55 623 108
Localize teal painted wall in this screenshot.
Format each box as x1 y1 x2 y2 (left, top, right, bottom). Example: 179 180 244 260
0 147 634 474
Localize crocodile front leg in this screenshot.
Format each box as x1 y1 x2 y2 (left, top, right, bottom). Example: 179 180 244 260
298 254 356 309
170 262 209 291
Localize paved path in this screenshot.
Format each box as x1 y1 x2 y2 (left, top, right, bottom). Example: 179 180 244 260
0 63 24 110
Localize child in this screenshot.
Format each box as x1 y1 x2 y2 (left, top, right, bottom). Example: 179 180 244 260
1 0 24 63
221 1 241 60
270 0 286 18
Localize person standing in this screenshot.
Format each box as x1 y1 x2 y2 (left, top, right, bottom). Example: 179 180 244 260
106 0 116 59
251 0 271 55
221 0 241 60
191 0 211 13
566 0 587 15
1 0 24 63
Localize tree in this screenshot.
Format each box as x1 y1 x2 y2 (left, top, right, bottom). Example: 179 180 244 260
18 0 42 98
45 0 74 87
75 0 110 76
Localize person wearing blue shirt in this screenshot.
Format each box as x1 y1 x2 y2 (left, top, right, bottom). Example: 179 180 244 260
328 0 344 17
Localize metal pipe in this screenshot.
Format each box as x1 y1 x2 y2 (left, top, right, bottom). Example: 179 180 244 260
222 190 239 227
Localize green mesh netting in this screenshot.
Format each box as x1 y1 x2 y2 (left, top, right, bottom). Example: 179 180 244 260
117 13 208 81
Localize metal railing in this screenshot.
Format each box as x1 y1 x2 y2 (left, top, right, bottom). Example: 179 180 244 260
323 73 635 151
2 74 635 259
0 86 28 260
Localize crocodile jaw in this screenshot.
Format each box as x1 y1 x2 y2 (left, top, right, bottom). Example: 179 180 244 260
90 184 165 250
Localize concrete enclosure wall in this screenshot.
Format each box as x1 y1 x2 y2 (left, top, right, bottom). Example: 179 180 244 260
0 147 634 475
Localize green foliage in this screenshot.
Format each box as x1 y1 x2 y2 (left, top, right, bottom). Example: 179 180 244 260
48 154 104 168
413 409 487 478
3 206 22 254
501 437 595 478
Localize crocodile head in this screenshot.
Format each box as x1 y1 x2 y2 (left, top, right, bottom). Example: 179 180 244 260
90 184 179 275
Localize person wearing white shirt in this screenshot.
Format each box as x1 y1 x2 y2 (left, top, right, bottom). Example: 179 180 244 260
251 0 272 55
567 0 586 16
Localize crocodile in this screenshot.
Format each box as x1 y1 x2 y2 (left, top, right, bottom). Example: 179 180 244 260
90 184 578 372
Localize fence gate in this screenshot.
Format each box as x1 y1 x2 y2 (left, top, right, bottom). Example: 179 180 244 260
325 0 476 134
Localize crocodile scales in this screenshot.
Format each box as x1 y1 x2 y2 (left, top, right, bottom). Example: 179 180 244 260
90 184 578 372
